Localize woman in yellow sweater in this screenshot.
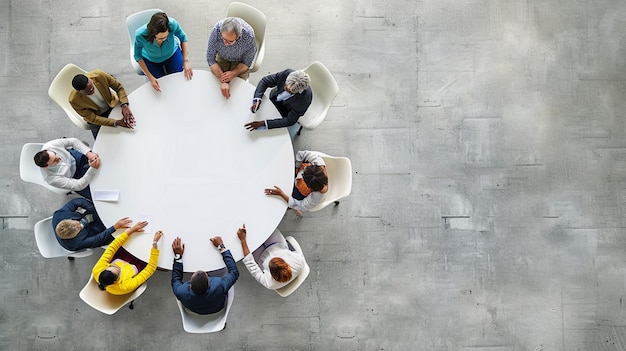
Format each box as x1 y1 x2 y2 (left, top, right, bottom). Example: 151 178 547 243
92 221 163 295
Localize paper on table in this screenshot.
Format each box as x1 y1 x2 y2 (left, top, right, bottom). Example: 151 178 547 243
92 189 120 202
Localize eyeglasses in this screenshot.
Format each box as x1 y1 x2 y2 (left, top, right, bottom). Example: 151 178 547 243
222 36 237 45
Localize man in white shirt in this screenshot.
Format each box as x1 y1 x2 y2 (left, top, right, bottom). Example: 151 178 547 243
33 137 101 199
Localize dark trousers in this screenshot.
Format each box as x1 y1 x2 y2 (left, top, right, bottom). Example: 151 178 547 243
68 149 92 199
143 46 184 79
88 108 112 139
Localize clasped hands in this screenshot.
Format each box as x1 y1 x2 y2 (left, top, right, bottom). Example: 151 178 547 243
117 104 136 129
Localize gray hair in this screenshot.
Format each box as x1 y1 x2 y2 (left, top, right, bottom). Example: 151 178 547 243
286 70 310 94
221 17 242 37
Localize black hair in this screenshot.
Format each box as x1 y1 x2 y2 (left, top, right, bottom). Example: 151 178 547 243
72 74 89 91
303 165 328 192
34 150 50 167
98 270 118 291
190 270 209 294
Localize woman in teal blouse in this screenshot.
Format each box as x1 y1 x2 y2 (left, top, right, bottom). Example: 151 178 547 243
134 12 193 91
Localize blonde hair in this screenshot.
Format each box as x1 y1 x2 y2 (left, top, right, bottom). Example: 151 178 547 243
55 220 81 239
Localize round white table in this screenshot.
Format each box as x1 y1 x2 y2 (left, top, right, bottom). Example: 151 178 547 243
91 70 293 272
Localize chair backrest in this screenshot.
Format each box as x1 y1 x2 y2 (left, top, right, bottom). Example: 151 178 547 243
48 64 90 130
20 143 70 195
308 151 353 212
79 274 148 315
275 236 310 297
226 2 266 72
126 9 164 75
176 287 234 333
34 216 93 259
298 61 339 130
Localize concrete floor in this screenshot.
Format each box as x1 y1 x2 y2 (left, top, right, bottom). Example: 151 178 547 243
2 0 626 350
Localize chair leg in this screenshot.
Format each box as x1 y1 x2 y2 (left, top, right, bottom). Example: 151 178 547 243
129 300 135 310
296 125 303 136
334 201 340 206
67 256 75 261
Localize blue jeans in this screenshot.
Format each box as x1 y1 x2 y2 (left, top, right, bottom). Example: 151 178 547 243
142 46 184 79
69 149 92 199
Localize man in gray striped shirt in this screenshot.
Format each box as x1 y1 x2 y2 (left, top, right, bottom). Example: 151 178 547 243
206 17 256 99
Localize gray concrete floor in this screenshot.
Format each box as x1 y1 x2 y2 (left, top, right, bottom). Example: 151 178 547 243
2 0 626 350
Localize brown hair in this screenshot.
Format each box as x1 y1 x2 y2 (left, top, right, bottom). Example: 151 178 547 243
144 12 169 42
269 257 292 282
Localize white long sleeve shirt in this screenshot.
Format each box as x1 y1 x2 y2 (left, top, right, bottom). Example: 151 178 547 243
40 138 98 191
242 243 306 290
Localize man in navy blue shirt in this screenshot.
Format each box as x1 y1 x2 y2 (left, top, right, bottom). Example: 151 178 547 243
52 197 131 251
171 235 239 314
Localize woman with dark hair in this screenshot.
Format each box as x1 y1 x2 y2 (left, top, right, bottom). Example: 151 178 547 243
265 150 328 214
134 12 193 92
92 221 162 295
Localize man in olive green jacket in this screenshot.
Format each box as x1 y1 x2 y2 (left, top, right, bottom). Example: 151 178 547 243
69 69 136 138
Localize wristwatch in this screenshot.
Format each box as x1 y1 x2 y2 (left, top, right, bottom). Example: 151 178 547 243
174 253 182 260
217 243 226 250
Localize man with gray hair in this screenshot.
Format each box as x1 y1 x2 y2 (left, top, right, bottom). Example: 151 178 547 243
245 69 312 137
206 17 256 99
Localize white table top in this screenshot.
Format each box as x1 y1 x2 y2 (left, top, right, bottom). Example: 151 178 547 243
91 70 293 272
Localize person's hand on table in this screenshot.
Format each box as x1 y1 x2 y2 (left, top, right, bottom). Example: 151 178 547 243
121 104 133 120
152 230 163 247
149 77 161 92
183 61 193 80
127 221 148 235
237 225 247 241
113 217 132 230
250 100 261 113
210 236 224 248
220 71 235 83
237 225 250 256
121 105 136 128
221 82 230 99
245 121 265 131
116 118 134 130
265 185 285 196
172 237 185 255
86 151 101 169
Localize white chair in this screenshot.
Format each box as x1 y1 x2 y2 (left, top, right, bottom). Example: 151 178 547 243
275 236 311 297
79 274 148 315
176 287 234 333
48 64 90 130
20 143 70 195
126 9 164 75
226 2 266 73
34 216 93 260
297 61 340 135
308 151 353 212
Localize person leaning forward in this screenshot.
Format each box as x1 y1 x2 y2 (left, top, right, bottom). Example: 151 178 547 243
245 69 312 132
171 235 239 314
52 197 133 252
33 137 101 199
206 17 256 99
69 70 135 138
